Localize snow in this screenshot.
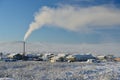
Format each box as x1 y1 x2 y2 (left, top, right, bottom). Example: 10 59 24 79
0 78 14 80
0 61 119 80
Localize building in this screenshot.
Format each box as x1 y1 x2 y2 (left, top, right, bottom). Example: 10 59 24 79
73 54 95 61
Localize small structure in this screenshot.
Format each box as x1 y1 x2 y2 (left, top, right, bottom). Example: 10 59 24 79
66 55 75 62
7 53 17 59
87 59 100 63
105 55 115 61
26 53 43 61
50 54 67 63
96 55 106 60
114 57 120 62
50 56 60 63
42 53 54 61
0 52 3 60
65 54 95 62
73 54 95 61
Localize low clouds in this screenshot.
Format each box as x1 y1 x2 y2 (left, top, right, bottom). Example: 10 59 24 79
24 5 120 40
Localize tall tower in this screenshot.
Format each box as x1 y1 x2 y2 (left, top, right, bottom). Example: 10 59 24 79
23 41 25 56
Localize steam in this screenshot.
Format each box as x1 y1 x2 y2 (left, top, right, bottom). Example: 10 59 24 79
24 5 120 41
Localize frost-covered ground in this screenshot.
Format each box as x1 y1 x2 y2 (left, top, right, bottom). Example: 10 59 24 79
0 61 120 80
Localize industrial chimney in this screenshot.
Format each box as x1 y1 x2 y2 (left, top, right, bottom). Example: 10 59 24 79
23 41 25 56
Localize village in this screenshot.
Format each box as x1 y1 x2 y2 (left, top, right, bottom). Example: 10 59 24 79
0 42 119 63
0 52 119 63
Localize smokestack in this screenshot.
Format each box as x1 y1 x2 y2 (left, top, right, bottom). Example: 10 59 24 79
23 41 25 56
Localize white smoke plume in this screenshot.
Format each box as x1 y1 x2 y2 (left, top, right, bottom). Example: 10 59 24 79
24 5 120 41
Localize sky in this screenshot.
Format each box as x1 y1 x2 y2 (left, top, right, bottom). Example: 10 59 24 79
0 0 120 44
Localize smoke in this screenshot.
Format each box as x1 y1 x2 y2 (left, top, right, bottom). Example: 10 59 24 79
24 5 120 41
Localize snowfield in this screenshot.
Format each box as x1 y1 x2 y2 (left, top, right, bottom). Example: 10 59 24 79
0 61 120 80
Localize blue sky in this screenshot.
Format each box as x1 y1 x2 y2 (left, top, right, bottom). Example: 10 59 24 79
0 0 120 44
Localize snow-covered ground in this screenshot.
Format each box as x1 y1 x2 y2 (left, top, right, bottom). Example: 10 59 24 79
0 61 120 80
